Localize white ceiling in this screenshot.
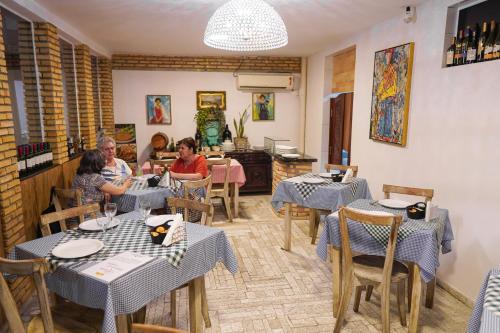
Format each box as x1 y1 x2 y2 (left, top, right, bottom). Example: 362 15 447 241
31 0 426 57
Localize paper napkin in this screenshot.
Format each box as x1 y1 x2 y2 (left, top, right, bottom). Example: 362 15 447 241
341 168 354 183
162 213 185 247
425 203 438 222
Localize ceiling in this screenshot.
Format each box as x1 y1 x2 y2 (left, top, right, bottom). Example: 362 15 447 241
32 0 425 57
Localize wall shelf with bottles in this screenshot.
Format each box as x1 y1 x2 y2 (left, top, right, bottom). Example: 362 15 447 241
443 0 500 68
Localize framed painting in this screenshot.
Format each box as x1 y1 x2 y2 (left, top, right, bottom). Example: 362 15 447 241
146 95 172 125
196 91 226 110
369 42 414 146
252 92 275 121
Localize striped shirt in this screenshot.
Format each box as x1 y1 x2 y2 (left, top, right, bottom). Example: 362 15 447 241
101 158 132 181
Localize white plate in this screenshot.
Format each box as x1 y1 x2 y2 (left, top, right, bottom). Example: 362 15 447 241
303 178 325 184
349 208 395 216
378 199 412 209
146 215 175 227
206 157 223 160
51 239 103 259
341 180 353 184
79 217 120 231
318 173 336 178
282 153 300 158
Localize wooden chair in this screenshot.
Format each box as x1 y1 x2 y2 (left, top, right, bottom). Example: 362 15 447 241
166 197 212 329
324 164 359 177
39 203 100 237
132 324 187 333
207 158 232 222
381 184 435 309
200 151 225 158
181 175 213 225
0 257 98 333
155 151 178 160
334 207 407 333
53 188 84 223
150 158 176 175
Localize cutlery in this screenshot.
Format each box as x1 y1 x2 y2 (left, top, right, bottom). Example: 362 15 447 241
369 200 378 206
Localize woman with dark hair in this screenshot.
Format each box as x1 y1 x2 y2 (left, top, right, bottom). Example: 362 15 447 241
169 137 208 181
72 149 131 204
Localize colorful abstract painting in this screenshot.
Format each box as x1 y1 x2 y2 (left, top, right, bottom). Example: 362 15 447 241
369 42 414 146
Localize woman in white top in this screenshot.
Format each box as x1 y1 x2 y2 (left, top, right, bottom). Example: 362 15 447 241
98 136 132 181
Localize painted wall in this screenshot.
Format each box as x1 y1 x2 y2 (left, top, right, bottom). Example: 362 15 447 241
305 0 500 301
113 70 300 163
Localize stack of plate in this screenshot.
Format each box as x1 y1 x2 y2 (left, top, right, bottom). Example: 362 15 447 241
221 141 235 152
275 145 297 155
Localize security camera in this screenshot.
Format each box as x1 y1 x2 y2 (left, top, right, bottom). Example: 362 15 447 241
404 6 415 23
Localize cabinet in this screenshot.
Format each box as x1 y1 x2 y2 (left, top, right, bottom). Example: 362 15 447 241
224 150 272 193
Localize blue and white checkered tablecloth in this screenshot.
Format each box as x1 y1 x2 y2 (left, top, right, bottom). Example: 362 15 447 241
112 177 176 212
316 199 454 283
9 211 238 333
271 175 372 212
468 268 500 333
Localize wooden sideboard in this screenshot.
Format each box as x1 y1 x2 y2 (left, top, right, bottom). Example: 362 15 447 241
224 150 272 193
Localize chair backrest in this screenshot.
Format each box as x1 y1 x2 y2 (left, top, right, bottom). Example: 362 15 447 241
324 164 359 177
167 197 213 226
201 151 225 158
206 158 231 195
150 159 176 175
0 257 53 333
53 188 83 221
155 151 178 159
179 175 213 224
338 207 402 294
39 203 100 236
382 184 434 203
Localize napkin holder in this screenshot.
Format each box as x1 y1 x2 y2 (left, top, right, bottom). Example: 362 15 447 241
147 176 161 187
425 202 438 222
162 214 185 247
341 168 354 183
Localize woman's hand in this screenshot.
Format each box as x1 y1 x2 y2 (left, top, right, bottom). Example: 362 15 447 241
122 178 132 189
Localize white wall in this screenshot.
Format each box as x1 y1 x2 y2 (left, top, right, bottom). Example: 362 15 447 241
113 70 301 163
305 0 500 301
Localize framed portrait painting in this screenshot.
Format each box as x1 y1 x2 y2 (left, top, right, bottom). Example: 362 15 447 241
252 92 275 121
146 95 172 125
196 91 226 110
369 42 414 146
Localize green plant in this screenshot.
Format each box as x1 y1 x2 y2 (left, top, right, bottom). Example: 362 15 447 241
233 105 250 138
194 107 226 143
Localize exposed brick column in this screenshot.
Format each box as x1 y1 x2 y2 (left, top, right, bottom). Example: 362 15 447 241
18 21 42 142
60 41 79 139
91 56 101 130
98 57 114 138
0 10 32 306
74 44 96 149
34 22 68 164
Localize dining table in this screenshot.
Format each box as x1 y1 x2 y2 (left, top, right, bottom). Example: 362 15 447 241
271 173 372 251
316 198 454 333
142 159 246 217
9 210 238 333
468 268 500 333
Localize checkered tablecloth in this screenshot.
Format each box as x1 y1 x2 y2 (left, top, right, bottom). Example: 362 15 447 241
271 175 372 212
468 268 500 333
9 211 238 333
111 177 176 212
46 219 187 269
316 199 454 283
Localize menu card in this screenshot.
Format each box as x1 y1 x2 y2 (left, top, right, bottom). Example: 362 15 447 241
81 251 154 282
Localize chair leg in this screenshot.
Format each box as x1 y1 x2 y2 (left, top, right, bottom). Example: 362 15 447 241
397 281 407 327
223 193 233 222
310 212 320 244
381 284 391 333
365 285 373 301
201 278 211 328
170 290 177 327
407 263 414 313
353 286 363 312
425 278 436 308
333 273 353 333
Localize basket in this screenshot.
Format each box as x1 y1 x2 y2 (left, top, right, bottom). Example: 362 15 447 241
233 137 248 150
151 132 169 151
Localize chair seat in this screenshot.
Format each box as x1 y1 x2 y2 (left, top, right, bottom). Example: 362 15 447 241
353 255 409 283
27 315 98 333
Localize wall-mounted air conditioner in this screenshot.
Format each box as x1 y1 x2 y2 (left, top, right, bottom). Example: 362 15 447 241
236 73 294 91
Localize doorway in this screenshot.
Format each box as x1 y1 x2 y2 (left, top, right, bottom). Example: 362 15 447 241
328 93 353 165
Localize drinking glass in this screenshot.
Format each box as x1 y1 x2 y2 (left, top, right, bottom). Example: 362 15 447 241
139 199 151 224
102 202 117 245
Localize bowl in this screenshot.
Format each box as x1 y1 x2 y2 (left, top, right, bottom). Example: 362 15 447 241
149 224 170 244
211 146 221 152
331 174 344 182
406 202 426 220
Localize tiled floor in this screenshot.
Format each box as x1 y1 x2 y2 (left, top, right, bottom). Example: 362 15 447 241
145 195 471 332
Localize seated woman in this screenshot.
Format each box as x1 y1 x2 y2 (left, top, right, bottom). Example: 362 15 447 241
98 136 132 181
72 149 131 205
169 137 208 180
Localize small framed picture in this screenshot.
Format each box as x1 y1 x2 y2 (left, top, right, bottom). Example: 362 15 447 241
146 95 172 125
252 92 275 121
196 91 226 110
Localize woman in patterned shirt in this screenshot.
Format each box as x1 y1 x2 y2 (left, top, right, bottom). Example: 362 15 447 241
72 150 132 205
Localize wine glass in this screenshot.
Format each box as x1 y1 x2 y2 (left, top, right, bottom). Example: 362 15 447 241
139 199 151 224
102 202 117 245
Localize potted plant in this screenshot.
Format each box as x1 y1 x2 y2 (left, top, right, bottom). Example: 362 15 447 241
233 106 250 150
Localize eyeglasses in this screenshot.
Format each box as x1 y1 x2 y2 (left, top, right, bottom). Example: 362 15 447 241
104 147 115 151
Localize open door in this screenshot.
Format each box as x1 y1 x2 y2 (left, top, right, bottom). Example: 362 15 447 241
328 93 353 165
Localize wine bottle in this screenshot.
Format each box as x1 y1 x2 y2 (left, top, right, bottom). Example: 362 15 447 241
493 24 500 60
80 136 86 152
194 129 202 152
477 22 489 62
17 146 25 177
222 124 232 142
25 145 33 175
461 26 470 64
484 20 496 61
47 142 53 166
32 143 39 171
454 30 463 65
466 29 477 64
446 36 456 67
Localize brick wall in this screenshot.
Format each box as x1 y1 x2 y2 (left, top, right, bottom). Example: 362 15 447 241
91 56 101 129
98 57 114 138
60 40 79 139
74 44 96 149
34 22 68 164
0 10 32 309
112 55 302 73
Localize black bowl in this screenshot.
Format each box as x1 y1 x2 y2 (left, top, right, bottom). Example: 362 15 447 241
331 173 344 182
147 176 161 187
149 223 170 244
406 202 426 220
